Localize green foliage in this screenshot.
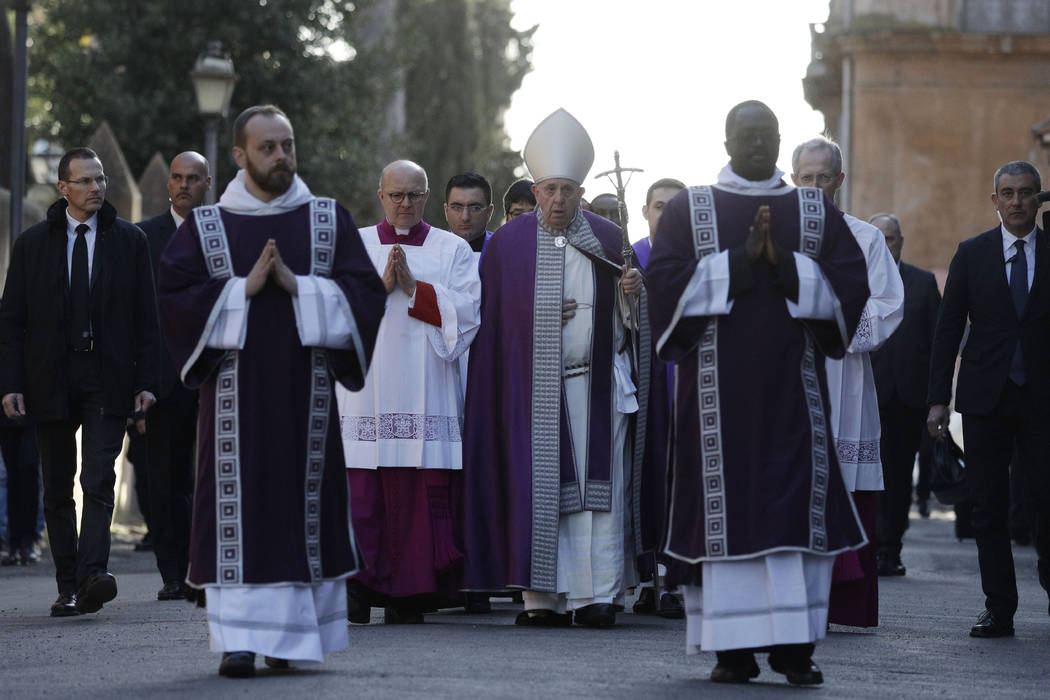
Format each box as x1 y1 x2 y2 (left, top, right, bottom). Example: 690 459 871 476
28 0 393 214
395 0 534 224
26 0 533 224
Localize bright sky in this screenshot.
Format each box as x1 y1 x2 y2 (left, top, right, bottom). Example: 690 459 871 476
505 0 832 241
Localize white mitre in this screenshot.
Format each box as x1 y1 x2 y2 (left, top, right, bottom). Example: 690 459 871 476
523 108 595 185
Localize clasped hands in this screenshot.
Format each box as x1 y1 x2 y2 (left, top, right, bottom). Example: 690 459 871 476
745 205 779 267
382 243 417 297
246 239 298 298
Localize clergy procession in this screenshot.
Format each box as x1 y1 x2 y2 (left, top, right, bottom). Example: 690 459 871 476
3 88 1050 693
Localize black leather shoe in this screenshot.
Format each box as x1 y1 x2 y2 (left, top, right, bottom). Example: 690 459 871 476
384 606 424 624
263 656 289 670
75 571 117 614
969 609 1014 638
658 592 685 619
50 594 80 617
632 587 657 614
710 656 760 684
573 603 617 628
464 592 492 614
218 651 256 678
514 609 572 627
876 553 906 577
769 656 824 685
157 581 189 601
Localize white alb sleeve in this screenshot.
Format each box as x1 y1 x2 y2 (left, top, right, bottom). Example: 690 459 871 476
204 277 249 349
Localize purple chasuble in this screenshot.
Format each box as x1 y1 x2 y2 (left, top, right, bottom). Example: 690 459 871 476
157 200 385 586
462 210 648 593
647 185 869 571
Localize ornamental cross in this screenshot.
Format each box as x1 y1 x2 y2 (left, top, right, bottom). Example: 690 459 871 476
595 151 644 269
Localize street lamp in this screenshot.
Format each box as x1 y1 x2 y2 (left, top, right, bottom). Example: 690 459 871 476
190 41 237 204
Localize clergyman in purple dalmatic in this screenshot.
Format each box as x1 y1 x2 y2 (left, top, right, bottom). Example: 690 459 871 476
156 105 385 679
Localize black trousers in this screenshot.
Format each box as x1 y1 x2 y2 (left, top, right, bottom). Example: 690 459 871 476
0 425 40 550
145 385 197 584
876 400 925 556
962 381 1050 620
36 353 126 595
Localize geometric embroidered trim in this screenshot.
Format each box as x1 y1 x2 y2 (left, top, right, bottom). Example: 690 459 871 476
304 201 336 582
687 186 728 558
835 438 881 466
530 214 568 593
214 352 243 584
194 206 234 281
339 414 463 442
796 187 825 261
196 207 242 585
801 334 830 552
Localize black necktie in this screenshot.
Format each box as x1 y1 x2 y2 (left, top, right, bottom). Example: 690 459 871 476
70 223 91 351
1009 239 1027 385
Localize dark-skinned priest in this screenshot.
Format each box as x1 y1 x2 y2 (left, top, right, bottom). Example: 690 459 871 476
463 109 648 628
646 100 870 686
156 105 385 678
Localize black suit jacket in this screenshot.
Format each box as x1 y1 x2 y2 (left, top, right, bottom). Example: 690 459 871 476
136 210 182 399
0 199 159 421
872 261 940 410
928 226 1050 415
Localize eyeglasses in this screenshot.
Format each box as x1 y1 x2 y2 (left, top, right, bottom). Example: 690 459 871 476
384 191 427 204
797 173 838 186
447 203 487 214
63 176 109 187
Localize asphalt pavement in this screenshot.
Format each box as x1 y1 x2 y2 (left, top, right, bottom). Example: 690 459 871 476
1 507 1047 699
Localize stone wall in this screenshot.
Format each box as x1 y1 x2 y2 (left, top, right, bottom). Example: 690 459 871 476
805 2 1050 276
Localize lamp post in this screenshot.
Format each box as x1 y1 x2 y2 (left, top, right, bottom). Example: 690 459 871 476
190 41 237 205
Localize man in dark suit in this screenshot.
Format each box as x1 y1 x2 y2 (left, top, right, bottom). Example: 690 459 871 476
928 160 1050 638
135 151 209 601
0 147 159 616
869 214 941 576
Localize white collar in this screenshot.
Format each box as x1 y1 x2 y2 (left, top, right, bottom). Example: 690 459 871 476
218 170 314 215
65 210 98 234
170 205 185 229
1001 224 1037 254
716 163 787 191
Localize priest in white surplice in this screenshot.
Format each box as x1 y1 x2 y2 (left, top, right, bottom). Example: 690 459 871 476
791 136 904 628
337 160 481 624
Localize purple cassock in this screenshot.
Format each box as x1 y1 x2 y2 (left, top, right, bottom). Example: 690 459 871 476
647 184 869 578
157 200 385 587
632 237 672 574
462 210 649 593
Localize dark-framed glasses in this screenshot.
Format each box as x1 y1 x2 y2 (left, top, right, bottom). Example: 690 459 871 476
797 172 838 186
385 191 427 204
447 203 486 214
63 175 109 187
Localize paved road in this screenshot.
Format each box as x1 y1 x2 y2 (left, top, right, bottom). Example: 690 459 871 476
1 509 1047 699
